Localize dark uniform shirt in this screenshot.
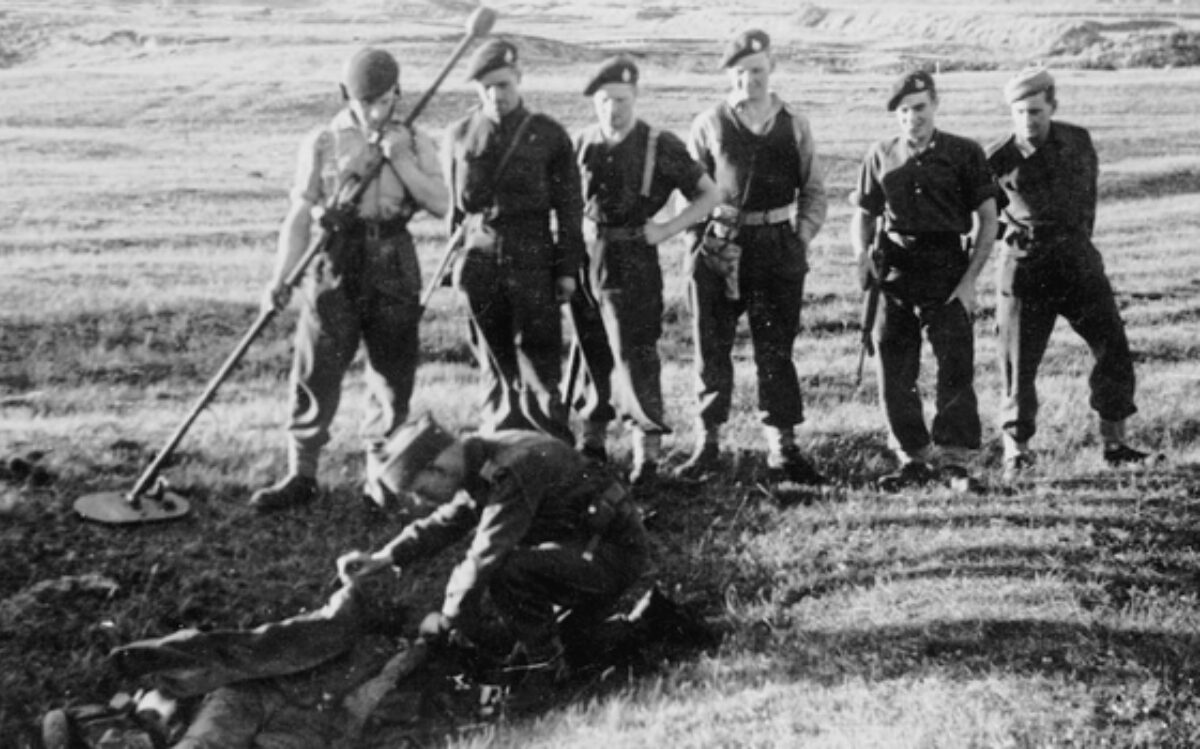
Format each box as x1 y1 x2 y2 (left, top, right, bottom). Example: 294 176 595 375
386 432 641 624
575 120 707 227
689 95 827 244
852 129 998 234
986 120 1097 237
445 103 585 277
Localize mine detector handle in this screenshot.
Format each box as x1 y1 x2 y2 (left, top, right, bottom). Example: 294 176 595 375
122 8 498 508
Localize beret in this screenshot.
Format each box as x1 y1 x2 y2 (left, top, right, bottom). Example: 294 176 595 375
341 47 399 101
887 70 936 111
367 413 456 498
721 29 770 69
1004 65 1055 104
466 38 519 81
583 55 639 96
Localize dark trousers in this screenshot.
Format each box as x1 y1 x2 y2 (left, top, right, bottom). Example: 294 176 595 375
488 523 649 653
686 223 808 430
569 235 669 433
873 235 980 457
288 233 421 476
996 237 1137 443
457 251 571 443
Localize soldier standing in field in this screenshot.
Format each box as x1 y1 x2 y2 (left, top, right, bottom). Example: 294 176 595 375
986 65 1150 482
675 30 828 485
849 70 998 492
444 39 584 443
251 47 448 513
569 56 721 487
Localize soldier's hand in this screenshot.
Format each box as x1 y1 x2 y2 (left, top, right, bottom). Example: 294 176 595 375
379 126 415 165
261 283 291 314
856 250 877 291
555 275 577 304
336 550 392 586
642 221 669 246
947 279 978 315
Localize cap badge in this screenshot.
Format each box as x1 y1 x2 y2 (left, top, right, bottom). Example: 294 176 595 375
503 48 514 64
621 67 631 82
750 39 762 52
915 79 925 89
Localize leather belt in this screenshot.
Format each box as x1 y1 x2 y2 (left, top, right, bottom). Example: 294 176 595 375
358 215 409 242
739 205 793 226
595 224 645 242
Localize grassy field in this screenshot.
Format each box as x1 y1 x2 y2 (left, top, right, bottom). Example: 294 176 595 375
4 2 1200 747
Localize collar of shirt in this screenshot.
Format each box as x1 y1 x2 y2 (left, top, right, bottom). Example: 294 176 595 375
727 91 782 133
902 129 940 159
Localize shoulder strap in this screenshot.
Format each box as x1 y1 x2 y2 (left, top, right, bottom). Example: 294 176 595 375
640 127 659 199
493 112 535 187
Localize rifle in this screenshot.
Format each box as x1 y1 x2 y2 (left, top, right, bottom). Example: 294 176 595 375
855 235 886 388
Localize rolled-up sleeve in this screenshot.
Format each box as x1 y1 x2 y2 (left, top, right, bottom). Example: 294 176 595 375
288 127 327 207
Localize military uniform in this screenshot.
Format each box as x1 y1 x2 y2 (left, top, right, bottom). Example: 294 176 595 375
682 31 827 477
445 41 584 443
385 430 649 651
851 73 998 468
571 117 708 448
284 112 438 476
987 68 1139 467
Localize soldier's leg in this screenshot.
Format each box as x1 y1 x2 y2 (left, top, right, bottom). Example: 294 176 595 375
688 258 742 437
488 544 642 654
569 283 616 457
997 288 1058 453
924 300 981 454
600 287 668 434
511 268 573 443
361 235 424 496
1062 263 1137 426
287 268 363 479
745 272 805 431
875 292 930 461
458 255 524 432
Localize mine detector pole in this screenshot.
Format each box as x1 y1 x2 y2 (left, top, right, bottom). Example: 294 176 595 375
74 7 498 524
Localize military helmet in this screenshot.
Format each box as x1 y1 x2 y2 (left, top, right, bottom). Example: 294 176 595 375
341 47 400 101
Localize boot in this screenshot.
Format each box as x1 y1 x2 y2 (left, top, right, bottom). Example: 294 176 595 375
249 474 317 513
1100 419 1150 466
629 429 662 489
578 420 608 464
673 427 720 480
877 460 938 493
764 426 826 486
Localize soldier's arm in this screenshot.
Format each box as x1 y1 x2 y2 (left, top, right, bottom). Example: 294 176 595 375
644 132 721 245
440 471 536 623
263 130 323 310
548 120 585 296
441 124 465 232
1080 127 1099 237
791 111 828 246
849 208 879 290
380 494 479 568
385 125 449 218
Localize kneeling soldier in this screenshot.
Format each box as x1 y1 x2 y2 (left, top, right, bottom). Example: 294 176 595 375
337 414 650 709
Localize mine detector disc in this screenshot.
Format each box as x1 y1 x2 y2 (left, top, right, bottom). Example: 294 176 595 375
74 490 190 524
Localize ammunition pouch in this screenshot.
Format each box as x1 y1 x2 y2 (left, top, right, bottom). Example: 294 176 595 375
699 215 743 301
462 214 499 255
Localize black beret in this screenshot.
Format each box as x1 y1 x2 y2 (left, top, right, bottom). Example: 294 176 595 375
887 70 936 111
583 55 639 96
720 29 770 69
466 39 519 82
